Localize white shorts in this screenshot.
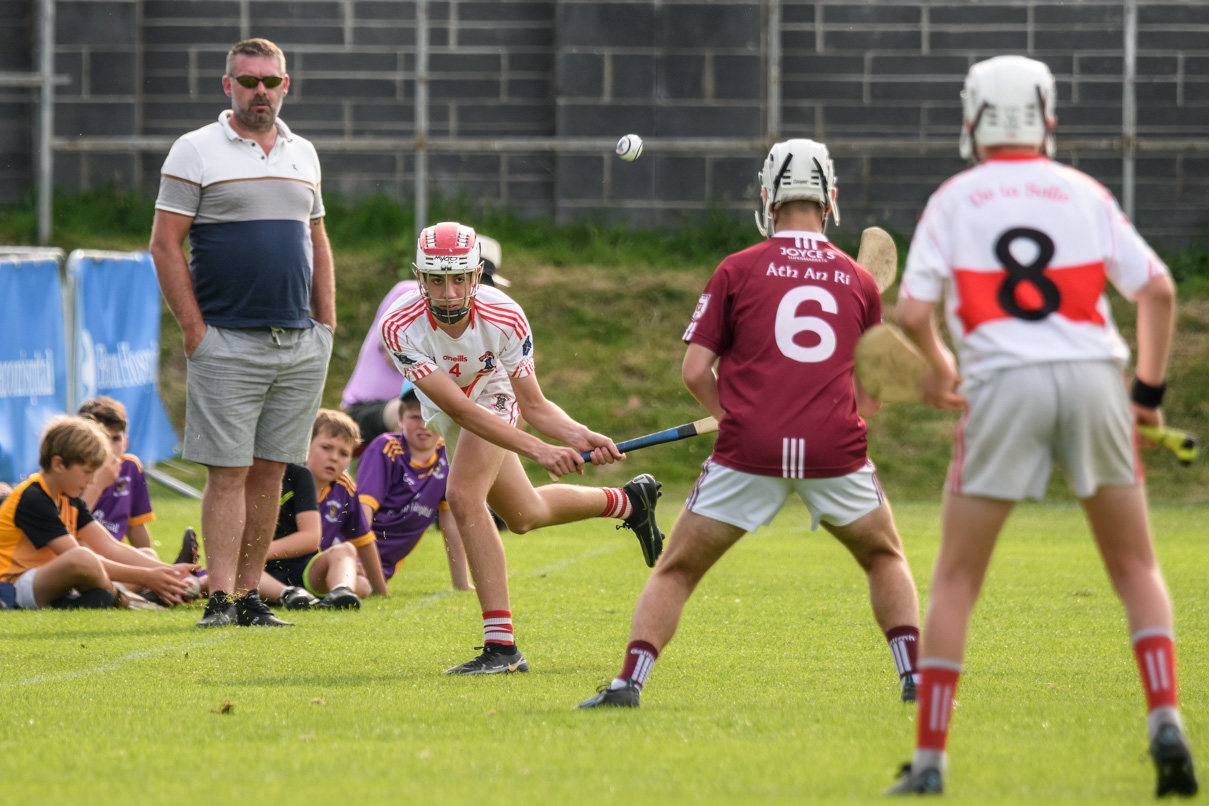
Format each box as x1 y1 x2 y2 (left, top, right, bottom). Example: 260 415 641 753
949 360 1137 500
14 567 41 610
421 373 519 456
686 459 885 532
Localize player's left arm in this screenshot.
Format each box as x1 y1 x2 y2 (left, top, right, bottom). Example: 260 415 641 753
854 272 885 418
682 343 724 423
510 373 623 464
1131 272 1176 428
310 217 336 330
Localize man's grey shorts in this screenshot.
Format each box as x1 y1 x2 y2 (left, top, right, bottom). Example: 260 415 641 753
948 360 1137 501
184 324 332 467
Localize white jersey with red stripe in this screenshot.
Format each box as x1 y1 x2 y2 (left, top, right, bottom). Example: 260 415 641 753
379 285 536 424
900 154 1168 381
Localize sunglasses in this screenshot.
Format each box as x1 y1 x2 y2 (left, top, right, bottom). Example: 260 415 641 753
233 74 283 89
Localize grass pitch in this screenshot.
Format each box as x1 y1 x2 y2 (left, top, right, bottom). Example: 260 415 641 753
1 487 1204 804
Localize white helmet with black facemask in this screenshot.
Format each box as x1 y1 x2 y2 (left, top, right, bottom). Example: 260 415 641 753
755 138 840 238
960 55 1057 161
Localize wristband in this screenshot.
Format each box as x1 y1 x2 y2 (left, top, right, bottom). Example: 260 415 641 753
1131 377 1166 409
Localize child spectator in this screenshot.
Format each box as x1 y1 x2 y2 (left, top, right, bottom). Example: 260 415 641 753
78 396 200 572
357 388 472 592
0 417 194 610
76 397 156 555
257 409 381 613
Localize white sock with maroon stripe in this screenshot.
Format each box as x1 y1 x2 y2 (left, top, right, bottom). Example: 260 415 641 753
482 609 515 647
887 625 921 683
599 488 634 520
610 640 659 691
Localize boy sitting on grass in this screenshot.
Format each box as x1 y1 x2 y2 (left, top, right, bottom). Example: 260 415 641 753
357 388 472 592
0 417 195 610
256 409 384 612
76 397 157 556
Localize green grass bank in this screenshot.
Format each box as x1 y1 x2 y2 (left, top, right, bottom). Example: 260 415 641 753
2 191 1206 500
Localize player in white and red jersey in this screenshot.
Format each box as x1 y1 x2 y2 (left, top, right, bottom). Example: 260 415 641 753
380 221 667 677
889 56 1196 797
577 139 922 709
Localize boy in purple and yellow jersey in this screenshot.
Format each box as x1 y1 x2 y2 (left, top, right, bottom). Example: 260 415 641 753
256 410 380 613
77 397 157 555
357 388 471 592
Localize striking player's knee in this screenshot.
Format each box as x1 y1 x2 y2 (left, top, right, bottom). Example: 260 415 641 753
501 512 535 534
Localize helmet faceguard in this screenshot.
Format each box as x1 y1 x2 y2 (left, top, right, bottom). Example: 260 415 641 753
960 55 1057 161
414 222 482 325
755 138 840 237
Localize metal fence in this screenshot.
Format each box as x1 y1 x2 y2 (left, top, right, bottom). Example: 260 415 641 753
4 0 1205 245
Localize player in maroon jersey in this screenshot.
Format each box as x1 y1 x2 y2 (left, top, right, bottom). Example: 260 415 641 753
577 138 922 708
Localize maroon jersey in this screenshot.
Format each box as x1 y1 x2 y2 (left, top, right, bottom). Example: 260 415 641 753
683 231 881 478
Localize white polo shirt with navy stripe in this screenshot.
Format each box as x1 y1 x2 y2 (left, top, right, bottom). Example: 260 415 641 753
155 111 325 329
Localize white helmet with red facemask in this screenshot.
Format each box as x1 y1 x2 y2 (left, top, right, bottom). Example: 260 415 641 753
414 222 483 324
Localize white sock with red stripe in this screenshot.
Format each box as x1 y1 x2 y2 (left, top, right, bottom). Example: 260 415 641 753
482 609 515 647
599 488 634 520
1132 627 1184 739
912 658 961 773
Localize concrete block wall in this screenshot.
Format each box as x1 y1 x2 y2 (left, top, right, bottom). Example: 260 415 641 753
1 0 1207 249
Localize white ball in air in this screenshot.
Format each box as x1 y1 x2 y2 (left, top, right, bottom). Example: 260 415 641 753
615 134 644 162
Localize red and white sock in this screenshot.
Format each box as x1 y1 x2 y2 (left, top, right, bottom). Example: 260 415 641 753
482 610 514 647
611 640 658 691
913 658 962 771
887 625 920 683
599 488 634 520
1133 627 1183 738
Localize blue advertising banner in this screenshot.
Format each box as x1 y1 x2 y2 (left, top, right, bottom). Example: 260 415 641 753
0 252 68 482
68 251 180 465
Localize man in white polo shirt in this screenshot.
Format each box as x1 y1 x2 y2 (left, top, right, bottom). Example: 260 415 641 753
149 37 334 629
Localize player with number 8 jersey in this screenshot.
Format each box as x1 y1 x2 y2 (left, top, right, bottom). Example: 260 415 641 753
888 55 1195 798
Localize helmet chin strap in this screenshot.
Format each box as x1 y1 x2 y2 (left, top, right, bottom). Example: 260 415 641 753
429 305 468 325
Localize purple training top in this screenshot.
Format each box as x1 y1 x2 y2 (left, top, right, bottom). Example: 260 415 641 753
355 432 448 580
341 280 419 408
91 454 154 542
318 473 375 551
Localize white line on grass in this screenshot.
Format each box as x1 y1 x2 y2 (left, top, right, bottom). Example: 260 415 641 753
7 544 627 681
1 630 236 689
528 544 621 577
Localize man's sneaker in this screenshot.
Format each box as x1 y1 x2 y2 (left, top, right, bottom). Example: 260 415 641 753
576 683 641 709
281 586 319 610
443 644 529 675
235 590 294 627
196 591 236 627
316 585 361 610
618 474 664 568
885 763 943 795
174 527 199 565
901 676 918 704
1151 723 1199 797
